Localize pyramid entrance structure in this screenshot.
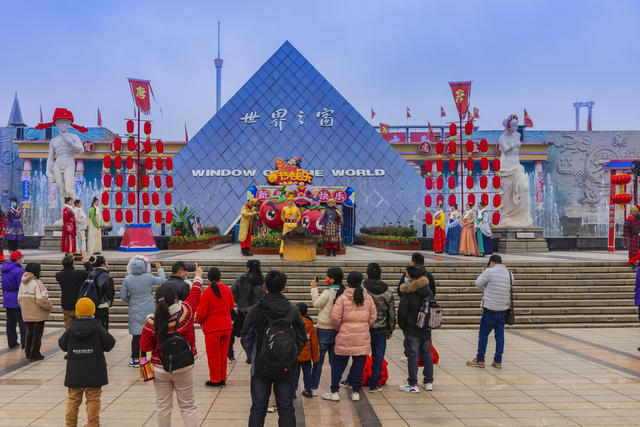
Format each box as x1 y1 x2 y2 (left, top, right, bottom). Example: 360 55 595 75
172 41 427 237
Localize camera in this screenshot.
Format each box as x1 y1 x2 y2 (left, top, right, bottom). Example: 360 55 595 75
183 263 197 272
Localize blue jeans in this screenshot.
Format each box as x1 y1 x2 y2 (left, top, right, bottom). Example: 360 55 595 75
404 333 433 386
294 361 313 391
312 328 336 390
331 354 366 393
249 373 295 427
368 332 387 389
476 310 506 363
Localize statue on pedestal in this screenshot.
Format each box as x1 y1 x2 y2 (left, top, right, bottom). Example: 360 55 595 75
498 115 533 227
36 108 87 200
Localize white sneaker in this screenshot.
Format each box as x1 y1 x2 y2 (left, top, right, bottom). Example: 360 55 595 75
311 389 319 396
422 382 433 391
267 406 277 413
400 355 408 362
351 392 360 401
321 391 340 401
399 384 419 393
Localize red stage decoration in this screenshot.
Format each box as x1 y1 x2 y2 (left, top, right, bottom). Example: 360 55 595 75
436 176 444 190
466 176 474 189
155 210 163 224
144 140 152 153
448 81 472 115
166 175 173 189
435 141 444 155
165 158 173 172
424 195 432 207
156 140 164 153
115 174 124 189
115 192 123 207
114 156 122 170
155 157 163 171
612 193 632 205
142 174 150 189
493 194 501 208
126 120 134 134
611 173 632 185
103 156 111 170
145 157 153 170
448 176 456 190
424 159 432 172
466 140 474 153
493 175 501 189
480 157 489 171
142 192 150 207
492 211 500 225
425 177 433 190
449 123 457 136
144 121 151 135
425 211 433 226
125 209 133 224
128 174 136 189
113 137 122 153
101 191 109 206
480 175 488 189
448 159 456 172
447 141 457 155
127 137 135 152
126 156 133 171
142 210 150 224
154 175 162 189
165 210 173 224
128 192 136 206
466 158 474 171
128 79 153 114
103 174 111 188
448 194 456 207
115 209 123 224
164 193 172 206
465 120 473 136
479 139 488 152
468 193 475 206
152 192 160 206
481 193 489 205
493 158 501 172
436 159 444 173
102 209 110 224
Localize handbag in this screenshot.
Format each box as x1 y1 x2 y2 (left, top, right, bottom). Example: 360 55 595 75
505 272 515 325
139 349 154 382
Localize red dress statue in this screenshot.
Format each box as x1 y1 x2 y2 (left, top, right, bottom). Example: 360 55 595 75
62 204 76 254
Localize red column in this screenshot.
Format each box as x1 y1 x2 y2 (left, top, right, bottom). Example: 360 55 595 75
608 169 616 252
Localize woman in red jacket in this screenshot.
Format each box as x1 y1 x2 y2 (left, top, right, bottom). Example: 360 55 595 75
196 267 234 387
140 264 202 427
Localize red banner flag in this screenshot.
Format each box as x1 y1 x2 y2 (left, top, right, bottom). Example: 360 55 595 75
473 107 479 118
128 78 153 115
440 106 446 117
587 112 592 131
97 108 102 126
379 123 390 141
427 122 434 141
448 81 472 116
185 122 189 142
524 109 534 127
467 111 473 123
406 107 411 118
39 106 43 123
371 108 375 119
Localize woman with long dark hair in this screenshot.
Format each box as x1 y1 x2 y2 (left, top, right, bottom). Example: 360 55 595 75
196 267 234 387
140 264 203 427
230 259 264 362
18 262 52 361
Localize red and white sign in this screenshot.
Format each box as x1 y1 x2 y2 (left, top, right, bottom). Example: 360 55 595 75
256 189 270 201
82 141 95 153
418 141 432 154
332 190 347 203
317 189 331 202
410 132 429 143
387 132 406 143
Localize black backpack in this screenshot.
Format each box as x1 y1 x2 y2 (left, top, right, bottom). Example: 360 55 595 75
160 320 194 373
78 270 103 307
254 306 300 380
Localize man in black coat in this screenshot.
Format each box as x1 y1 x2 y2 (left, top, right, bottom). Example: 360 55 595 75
55 255 93 329
398 252 436 296
59 297 115 427
164 261 192 301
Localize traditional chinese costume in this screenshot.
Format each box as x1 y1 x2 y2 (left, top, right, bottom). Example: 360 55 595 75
5 204 24 252
624 207 640 261
62 204 76 254
238 199 259 256
320 201 342 256
279 197 301 254
475 207 493 256
460 208 478 256
73 205 88 254
432 208 446 253
445 209 461 255
87 204 102 255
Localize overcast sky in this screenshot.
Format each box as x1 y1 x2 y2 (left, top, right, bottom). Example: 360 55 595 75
1 0 638 140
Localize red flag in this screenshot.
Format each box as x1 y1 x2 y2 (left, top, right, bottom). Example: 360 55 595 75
379 123 390 141
587 112 592 131
467 111 473 123
406 107 411 118
39 107 43 124
97 108 102 126
185 122 189 142
128 78 153 115
440 106 446 117
371 108 375 119
524 109 534 127
427 122 434 141
448 81 472 115
473 107 479 118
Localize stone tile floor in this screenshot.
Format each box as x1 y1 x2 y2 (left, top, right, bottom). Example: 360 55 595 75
0 326 638 426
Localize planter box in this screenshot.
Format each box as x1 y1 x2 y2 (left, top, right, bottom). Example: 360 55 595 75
251 247 280 254
316 247 346 255
167 243 214 250
356 241 421 251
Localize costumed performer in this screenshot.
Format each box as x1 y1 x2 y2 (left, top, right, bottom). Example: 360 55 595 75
61 196 76 255
475 201 493 256
0 204 6 261
73 199 88 256
5 197 24 252
432 201 446 254
460 203 478 256
87 197 102 255
624 205 640 263
279 193 301 257
238 198 259 257
445 204 461 255
320 198 342 256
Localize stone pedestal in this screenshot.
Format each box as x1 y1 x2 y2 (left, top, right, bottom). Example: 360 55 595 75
40 225 63 250
493 226 548 254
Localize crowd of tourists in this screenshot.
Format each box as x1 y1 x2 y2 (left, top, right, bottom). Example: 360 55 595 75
0 250 514 427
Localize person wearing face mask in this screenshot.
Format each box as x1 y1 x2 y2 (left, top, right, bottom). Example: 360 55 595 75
164 261 193 302
5 197 24 253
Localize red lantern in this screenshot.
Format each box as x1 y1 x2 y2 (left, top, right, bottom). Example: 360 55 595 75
142 210 151 224
114 156 122 170
144 121 151 135
101 191 109 206
466 175 474 189
165 158 173 172
425 211 433 226
466 158 474 171
142 192 150 207
447 141 457 155
125 209 133 224
479 139 488 152
145 157 153 170
102 209 110 224
165 210 173 224
436 159 444 173
465 121 473 136
165 193 172 206
449 159 456 172
493 175 501 189
480 175 488 189
424 159 432 172
448 176 456 190
612 193 632 205
128 174 136 189
115 174 124 189
115 209 123 224
154 175 162 189
493 158 501 172
127 137 135 152
128 192 136 206
166 176 173 189
424 194 432 207
155 210 163 224
480 157 489 171
142 174 150 189
115 192 123 207
103 174 111 189
144 140 152 153
449 122 457 136
492 211 500 226
612 173 632 185
481 193 489 205
126 156 133 171
493 194 501 208
156 140 164 154
126 120 134 134
466 140 474 153
103 156 111 170
468 193 476 206
436 176 444 190
425 178 433 190
113 137 122 153
152 192 160 206
448 194 456 207
435 141 444 155
155 157 163 171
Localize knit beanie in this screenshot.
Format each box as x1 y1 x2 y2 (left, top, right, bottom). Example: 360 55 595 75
76 297 96 317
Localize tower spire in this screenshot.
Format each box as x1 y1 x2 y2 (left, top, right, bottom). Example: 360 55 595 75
214 21 223 113
8 92 26 127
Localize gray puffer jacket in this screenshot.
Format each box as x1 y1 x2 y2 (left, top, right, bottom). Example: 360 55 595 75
120 257 166 335
363 279 396 334
475 263 512 311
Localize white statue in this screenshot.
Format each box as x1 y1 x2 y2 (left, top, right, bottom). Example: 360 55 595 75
39 108 87 200
498 114 533 227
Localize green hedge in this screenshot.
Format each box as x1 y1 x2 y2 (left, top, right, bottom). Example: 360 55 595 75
168 233 228 246
355 234 420 246
359 225 417 237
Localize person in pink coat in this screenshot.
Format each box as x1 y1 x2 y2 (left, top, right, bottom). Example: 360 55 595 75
322 271 376 403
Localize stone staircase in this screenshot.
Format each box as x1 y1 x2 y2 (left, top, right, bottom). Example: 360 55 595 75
0 259 637 329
